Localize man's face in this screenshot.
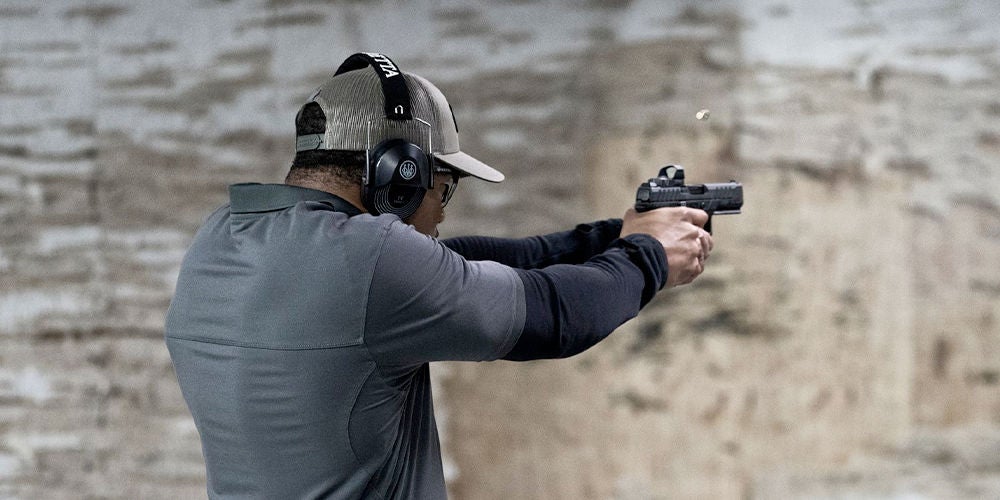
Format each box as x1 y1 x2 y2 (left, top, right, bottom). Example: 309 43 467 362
405 172 458 237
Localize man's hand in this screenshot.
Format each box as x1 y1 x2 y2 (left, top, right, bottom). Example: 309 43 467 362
620 207 712 287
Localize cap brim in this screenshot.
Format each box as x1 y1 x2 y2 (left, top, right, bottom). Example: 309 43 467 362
434 151 505 183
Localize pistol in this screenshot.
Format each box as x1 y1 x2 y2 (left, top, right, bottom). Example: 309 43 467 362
634 165 743 233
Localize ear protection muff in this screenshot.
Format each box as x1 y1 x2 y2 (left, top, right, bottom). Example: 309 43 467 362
364 139 430 219
333 52 433 219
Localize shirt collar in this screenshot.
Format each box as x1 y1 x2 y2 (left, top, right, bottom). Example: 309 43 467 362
228 183 363 216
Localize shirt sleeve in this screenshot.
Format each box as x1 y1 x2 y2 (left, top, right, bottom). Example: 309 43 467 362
363 220 526 367
441 219 623 269
503 234 668 361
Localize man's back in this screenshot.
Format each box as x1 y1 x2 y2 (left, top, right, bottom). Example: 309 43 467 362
165 184 524 499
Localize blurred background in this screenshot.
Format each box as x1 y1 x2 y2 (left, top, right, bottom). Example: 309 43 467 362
1 0 998 498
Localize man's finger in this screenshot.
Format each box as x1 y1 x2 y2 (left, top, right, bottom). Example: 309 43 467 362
700 229 713 254
698 232 711 260
685 208 710 228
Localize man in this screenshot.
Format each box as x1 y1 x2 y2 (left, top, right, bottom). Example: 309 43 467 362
165 53 712 499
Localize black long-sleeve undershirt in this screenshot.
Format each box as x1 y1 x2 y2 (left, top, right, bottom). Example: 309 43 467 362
442 221 667 361
442 219 626 269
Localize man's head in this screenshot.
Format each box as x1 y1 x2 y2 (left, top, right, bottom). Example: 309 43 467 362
286 52 503 237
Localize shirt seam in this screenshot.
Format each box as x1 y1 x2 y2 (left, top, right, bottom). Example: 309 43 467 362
346 365 377 468
359 219 398 382
491 266 527 359
164 334 362 350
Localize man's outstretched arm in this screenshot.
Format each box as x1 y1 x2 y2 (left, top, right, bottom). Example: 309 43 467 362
504 233 666 360
442 219 623 269
503 207 711 361
365 208 710 366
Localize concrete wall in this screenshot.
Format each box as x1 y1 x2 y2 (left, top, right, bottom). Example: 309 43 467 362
0 1 997 498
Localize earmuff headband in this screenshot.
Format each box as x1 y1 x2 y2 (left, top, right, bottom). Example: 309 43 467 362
334 52 413 120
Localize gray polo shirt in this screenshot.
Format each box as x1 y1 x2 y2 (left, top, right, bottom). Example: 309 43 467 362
165 183 525 499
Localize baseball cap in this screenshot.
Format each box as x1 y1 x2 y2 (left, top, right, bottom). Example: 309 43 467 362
294 53 504 183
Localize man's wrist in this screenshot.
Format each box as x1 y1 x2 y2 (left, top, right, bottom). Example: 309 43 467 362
573 218 624 250
609 233 668 304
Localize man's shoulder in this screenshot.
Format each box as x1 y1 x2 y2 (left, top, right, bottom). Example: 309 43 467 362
285 208 441 267
312 209 404 246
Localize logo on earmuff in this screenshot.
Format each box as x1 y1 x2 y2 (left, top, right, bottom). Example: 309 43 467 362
399 160 418 180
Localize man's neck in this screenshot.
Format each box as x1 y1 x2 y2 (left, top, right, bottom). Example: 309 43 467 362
285 179 367 213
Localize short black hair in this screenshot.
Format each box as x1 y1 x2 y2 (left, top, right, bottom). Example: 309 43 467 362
289 102 365 184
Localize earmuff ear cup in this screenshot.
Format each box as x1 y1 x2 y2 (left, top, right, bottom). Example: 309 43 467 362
370 185 424 220
362 139 430 219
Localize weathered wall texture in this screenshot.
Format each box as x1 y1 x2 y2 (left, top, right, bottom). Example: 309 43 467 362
0 1 997 499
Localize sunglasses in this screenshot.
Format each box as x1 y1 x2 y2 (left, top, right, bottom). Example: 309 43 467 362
435 167 460 207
